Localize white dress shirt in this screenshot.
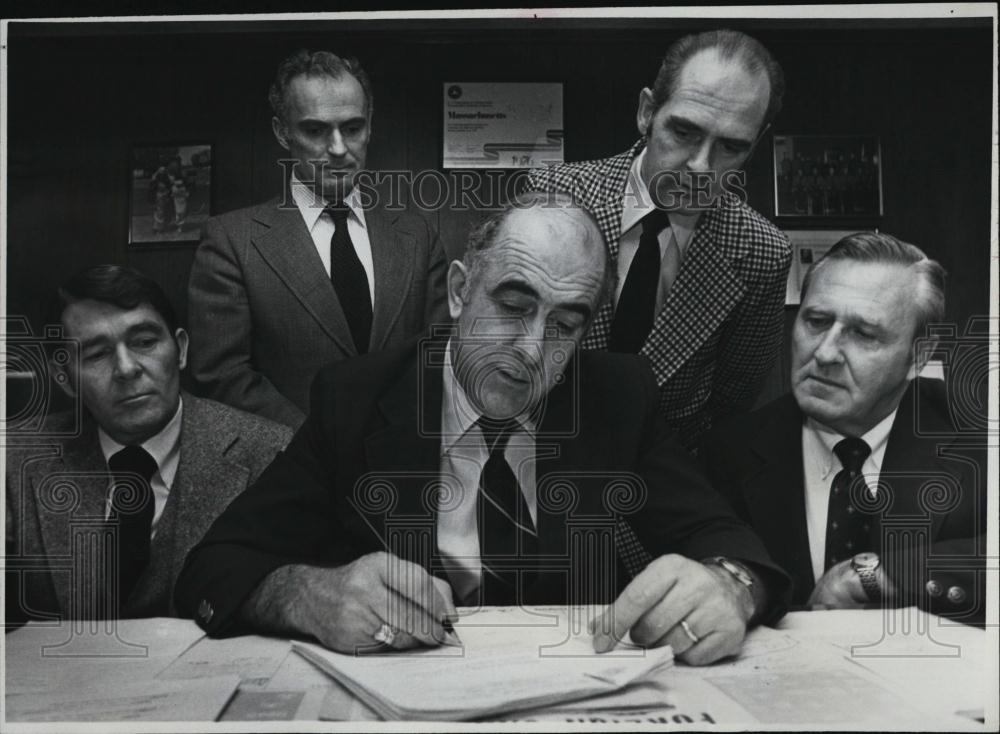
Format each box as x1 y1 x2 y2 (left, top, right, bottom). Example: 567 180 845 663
616 148 701 310
437 341 537 603
99 397 183 536
801 409 897 583
289 174 375 304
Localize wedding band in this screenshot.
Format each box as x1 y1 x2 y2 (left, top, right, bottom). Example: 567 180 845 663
680 619 700 644
373 623 397 647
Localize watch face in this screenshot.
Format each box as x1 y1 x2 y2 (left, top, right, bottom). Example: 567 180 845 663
852 552 879 570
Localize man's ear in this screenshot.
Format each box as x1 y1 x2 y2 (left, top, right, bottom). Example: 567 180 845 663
446 261 468 320
909 336 938 380
271 116 290 151
174 328 190 371
636 87 656 139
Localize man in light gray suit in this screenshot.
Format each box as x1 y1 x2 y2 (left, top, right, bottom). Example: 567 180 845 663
187 49 448 428
5 265 292 622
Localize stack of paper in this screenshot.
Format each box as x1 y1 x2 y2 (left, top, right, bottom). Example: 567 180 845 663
293 606 673 721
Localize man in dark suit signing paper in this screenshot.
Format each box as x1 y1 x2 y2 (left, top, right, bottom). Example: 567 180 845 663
177 193 790 665
187 49 448 429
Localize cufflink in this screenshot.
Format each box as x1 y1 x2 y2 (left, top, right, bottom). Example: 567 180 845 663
946 586 967 605
198 599 215 624
925 580 943 597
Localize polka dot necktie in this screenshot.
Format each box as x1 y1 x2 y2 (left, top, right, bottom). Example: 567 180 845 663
823 437 873 570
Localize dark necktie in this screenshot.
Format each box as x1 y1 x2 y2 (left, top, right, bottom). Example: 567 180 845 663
609 208 671 353
824 437 873 570
326 204 372 354
477 417 538 605
107 445 158 607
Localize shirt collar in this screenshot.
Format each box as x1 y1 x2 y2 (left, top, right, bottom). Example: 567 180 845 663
290 174 367 232
620 148 701 242
439 339 536 453
805 408 898 480
98 396 184 487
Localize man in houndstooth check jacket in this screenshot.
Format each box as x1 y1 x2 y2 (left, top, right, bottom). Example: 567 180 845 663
524 30 791 451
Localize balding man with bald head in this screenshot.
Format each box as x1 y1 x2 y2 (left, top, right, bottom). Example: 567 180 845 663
176 193 789 664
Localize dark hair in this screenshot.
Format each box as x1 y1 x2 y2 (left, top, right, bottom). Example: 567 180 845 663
801 231 947 342
650 29 785 131
49 264 179 333
268 49 373 122
461 191 614 313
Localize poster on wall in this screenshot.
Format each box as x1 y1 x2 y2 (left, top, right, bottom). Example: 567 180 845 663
129 143 212 245
443 83 563 169
783 229 856 305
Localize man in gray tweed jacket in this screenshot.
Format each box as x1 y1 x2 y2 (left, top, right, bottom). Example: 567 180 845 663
5 265 292 622
524 29 791 450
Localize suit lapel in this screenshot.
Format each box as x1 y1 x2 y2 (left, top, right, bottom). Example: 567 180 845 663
360 351 444 561
744 397 817 603
160 396 250 588
640 203 746 383
251 201 358 356
35 423 110 614
878 382 949 541
367 208 416 351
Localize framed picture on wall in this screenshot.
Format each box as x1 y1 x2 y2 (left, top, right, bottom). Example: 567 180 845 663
128 143 212 245
773 135 883 219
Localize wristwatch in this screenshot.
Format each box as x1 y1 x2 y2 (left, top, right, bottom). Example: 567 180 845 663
851 552 882 602
704 557 757 619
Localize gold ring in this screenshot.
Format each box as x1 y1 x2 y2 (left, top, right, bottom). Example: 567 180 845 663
373 623 397 647
680 619 700 644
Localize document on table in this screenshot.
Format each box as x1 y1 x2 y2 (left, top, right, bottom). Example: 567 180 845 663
293 605 673 721
5 675 240 722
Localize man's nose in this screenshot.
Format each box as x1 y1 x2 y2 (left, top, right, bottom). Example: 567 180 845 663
327 130 348 157
686 139 714 173
112 346 142 379
812 328 844 365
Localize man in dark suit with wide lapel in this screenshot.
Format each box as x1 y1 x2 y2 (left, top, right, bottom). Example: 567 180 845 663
177 193 790 666
523 30 790 450
187 49 448 429
5 266 292 623
703 233 986 625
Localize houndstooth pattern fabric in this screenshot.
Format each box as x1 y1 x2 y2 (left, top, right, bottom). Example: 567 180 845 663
523 140 791 449
616 517 654 579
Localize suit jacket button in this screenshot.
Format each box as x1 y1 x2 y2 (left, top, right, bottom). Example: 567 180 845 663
925 580 943 597
946 586 967 605
198 599 214 623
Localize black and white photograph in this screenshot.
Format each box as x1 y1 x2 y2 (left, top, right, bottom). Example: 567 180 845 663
1 4 996 731
129 144 212 244
773 134 883 218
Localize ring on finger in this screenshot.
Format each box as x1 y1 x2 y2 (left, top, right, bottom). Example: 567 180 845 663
373 622 398 647
679 619 700 645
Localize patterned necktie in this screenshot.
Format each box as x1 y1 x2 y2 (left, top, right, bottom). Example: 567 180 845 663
326 204 372 354
107 445 158 607
477 417 538 605
824 437 873 570
609 208 671 353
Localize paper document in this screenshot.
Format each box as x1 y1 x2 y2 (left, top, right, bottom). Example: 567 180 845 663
293 606 672 720
5 675 239 722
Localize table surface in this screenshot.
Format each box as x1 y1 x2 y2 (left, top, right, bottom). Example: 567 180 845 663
4 606 996 729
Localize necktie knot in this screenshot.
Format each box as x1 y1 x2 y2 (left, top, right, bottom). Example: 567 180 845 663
640 208 671 238
477 417 520 456
834 437 871 475
325 203 350 225
108 445 158 482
